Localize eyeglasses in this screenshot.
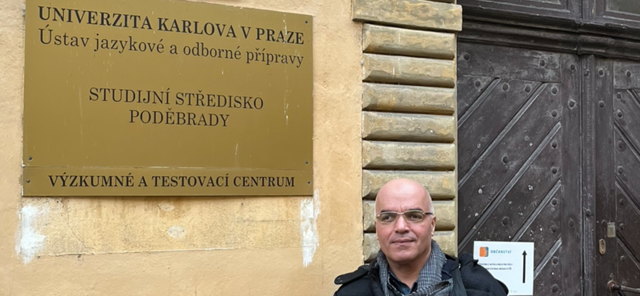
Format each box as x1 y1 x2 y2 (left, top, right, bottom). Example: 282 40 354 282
376 210 433 225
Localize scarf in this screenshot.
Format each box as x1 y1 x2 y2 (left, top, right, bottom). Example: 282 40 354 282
377 240 449 296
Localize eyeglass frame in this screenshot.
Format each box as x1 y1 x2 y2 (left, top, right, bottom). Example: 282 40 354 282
375 210 434 225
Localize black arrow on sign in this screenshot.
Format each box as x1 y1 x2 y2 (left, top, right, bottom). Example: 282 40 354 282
522 251 527 283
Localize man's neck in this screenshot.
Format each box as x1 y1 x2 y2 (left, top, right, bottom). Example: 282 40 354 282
387 249 431 288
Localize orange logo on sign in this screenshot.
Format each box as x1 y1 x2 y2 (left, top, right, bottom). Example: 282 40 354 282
479 247 489 257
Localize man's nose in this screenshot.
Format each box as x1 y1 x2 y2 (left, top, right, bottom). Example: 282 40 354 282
394 215 410 232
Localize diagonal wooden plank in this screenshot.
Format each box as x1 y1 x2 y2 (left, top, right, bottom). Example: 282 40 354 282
632 89 640 106
616 152 640 286
513 180 562 242
512 180 562 267
458 83 563 237
466 138 562 248
614 127 640 207
617 237 640 285
532 237 563 296
617 178 640 226
616 180 640 258
459 81 547 181
459 122 562 250
459 127 562 255
614 89 640 158
535 238 562 279
457 76 498 120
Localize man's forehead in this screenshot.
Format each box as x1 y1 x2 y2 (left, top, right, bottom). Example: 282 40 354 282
377 180 427 198
376 195 427 209
375 180 429 210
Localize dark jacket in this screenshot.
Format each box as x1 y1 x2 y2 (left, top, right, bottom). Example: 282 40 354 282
333 253 508 296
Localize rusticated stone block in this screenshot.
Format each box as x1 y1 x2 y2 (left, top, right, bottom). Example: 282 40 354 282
363 232 380 262
353 0 462 32
434 231 456 256
432 201 456 231
362 170 456 200
362 83 455 115
362 141 455 170
363 200 377 233
363 54 455 87
363 231 456 262
363 24 455 59
363 200 456 232
362 111 455 142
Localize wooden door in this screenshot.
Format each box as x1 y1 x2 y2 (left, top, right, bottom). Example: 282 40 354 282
456 0 640 294
590 57 640 295
457 42 583 295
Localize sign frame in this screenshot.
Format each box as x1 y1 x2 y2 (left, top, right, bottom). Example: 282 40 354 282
473 241 535 296
23 0 314 196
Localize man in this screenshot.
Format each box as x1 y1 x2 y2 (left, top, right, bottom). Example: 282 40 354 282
334 179 508 296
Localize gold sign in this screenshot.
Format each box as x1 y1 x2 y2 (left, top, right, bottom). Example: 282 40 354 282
23 0 313 196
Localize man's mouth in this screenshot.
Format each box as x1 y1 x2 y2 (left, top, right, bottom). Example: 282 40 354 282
392 238 415 244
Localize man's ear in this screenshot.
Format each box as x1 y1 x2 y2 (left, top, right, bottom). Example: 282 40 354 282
431 216 437 235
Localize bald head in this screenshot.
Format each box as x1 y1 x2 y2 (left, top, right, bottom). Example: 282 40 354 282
375 179 434 214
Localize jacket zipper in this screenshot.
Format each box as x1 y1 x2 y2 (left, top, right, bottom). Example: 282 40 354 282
428 281 451 296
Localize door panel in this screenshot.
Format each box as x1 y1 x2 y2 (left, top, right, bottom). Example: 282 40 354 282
592 0 640 29
597 60 640 289
458 0 579 20
457 78 546 179
457 42 582 295
458 2 640 295
458 83 562 240
457 44 563 83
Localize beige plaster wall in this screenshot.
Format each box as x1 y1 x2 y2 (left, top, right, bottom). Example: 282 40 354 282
0 0 363 295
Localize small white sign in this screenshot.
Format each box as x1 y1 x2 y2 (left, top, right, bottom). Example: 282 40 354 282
473 241 534 296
